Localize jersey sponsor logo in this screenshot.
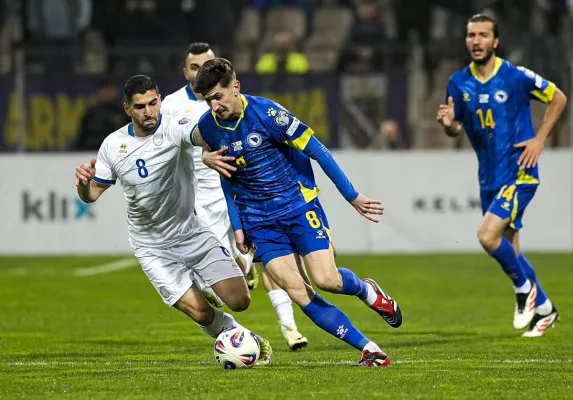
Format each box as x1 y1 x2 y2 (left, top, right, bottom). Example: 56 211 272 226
120 143 128 154
479 94 489 103
494 90 508 104
274 110 290 127
231 141 243 151
286 118 300 137
178 117 190 125
463 93 471 102
247 133 263 148
266 107 277 117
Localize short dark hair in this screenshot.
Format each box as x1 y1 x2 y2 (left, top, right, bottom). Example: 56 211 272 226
193 58 236 95
467 13 499 38
124 75 159 103
185 42 212 57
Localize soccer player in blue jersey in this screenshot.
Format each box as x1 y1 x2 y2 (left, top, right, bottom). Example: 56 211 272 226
191 58 403 367
437 14 567 337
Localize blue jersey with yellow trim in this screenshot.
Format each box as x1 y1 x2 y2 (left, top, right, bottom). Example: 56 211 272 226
198 94 318 225
446 57 555 191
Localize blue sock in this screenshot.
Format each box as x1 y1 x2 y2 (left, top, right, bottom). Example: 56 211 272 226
490 237 527 287
338 267 368 299
519 253 548 306
301 293 370 350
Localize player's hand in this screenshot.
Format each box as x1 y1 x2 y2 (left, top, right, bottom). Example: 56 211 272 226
202 146 237 178
514 137 545 168
436 96 455 128
75 157 96 187
351 194 384 223
234 229 249 255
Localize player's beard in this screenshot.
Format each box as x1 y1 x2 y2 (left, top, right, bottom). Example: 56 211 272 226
471 46 495 66
139 117 159 133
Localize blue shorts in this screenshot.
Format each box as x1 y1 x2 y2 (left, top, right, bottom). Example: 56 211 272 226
480 183 537 231
245 199 332 267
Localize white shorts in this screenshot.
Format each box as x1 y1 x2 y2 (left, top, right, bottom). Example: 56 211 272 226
195 192 240 259
134 228 243 307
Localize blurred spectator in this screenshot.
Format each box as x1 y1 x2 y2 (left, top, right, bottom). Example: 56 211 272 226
74 81 129 151
25 0 92 74
339 0 386 71
368 119 404 150
256 31 309 74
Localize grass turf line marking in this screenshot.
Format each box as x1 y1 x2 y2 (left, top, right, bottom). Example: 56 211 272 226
74 258 138 277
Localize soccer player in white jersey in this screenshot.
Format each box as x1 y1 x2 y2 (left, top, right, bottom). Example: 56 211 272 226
160 42 308 351
74 75 272 364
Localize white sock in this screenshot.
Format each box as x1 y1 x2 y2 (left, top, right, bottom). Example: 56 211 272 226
199 310 241 338
536 299 553 315
268 289 296 327
514 279 532 294
365 283 378 306
243 253 253 274
363 341 382 353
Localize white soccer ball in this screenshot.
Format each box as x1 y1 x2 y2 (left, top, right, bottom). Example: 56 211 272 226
214 327 260 369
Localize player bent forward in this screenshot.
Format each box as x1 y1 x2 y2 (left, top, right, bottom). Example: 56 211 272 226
193 58 403 367
74 74 271 364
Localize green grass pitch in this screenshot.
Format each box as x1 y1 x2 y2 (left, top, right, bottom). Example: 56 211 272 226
1 253 572 399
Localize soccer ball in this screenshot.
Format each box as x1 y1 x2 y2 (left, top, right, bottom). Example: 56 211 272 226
214 327 260 369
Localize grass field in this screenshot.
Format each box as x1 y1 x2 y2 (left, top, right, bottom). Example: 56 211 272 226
1 253 572 399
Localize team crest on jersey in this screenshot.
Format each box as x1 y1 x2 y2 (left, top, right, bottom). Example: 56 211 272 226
153 132 164 146
494 90 508 104
247 133 263 148
119 143 127 153
274 110 290 127
178 117 190 125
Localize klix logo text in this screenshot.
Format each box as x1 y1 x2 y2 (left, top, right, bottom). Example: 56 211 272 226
22 191 94 221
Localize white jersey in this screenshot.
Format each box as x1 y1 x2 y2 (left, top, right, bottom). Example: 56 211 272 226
161 85 222 207
94 114 202 249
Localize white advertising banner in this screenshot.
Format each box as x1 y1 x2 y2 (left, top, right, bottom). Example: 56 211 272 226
0 154 131 255
0 150 571 255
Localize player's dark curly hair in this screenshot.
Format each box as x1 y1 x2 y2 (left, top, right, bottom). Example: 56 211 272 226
466 13 499 39
124 75 159 103
193 58 236 96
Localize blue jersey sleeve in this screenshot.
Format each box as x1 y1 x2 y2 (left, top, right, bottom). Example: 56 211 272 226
221 178 242 231
264 103 315 151
446 77 463 121
303 136 358 202
515 66 556 104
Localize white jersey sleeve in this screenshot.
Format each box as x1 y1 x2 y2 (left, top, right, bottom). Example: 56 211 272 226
94 138 117 185
165 116 196 147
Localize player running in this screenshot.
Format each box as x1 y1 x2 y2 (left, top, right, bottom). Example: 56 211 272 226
160 42 308 351
192 58 403 367
437 14 567 337
74 75 272 364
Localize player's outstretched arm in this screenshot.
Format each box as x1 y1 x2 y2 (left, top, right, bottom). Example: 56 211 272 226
75 157 110 203
202 147 237 178
437 96 463 137
514 87 567 168
302 136 384 223
192 126 237 178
